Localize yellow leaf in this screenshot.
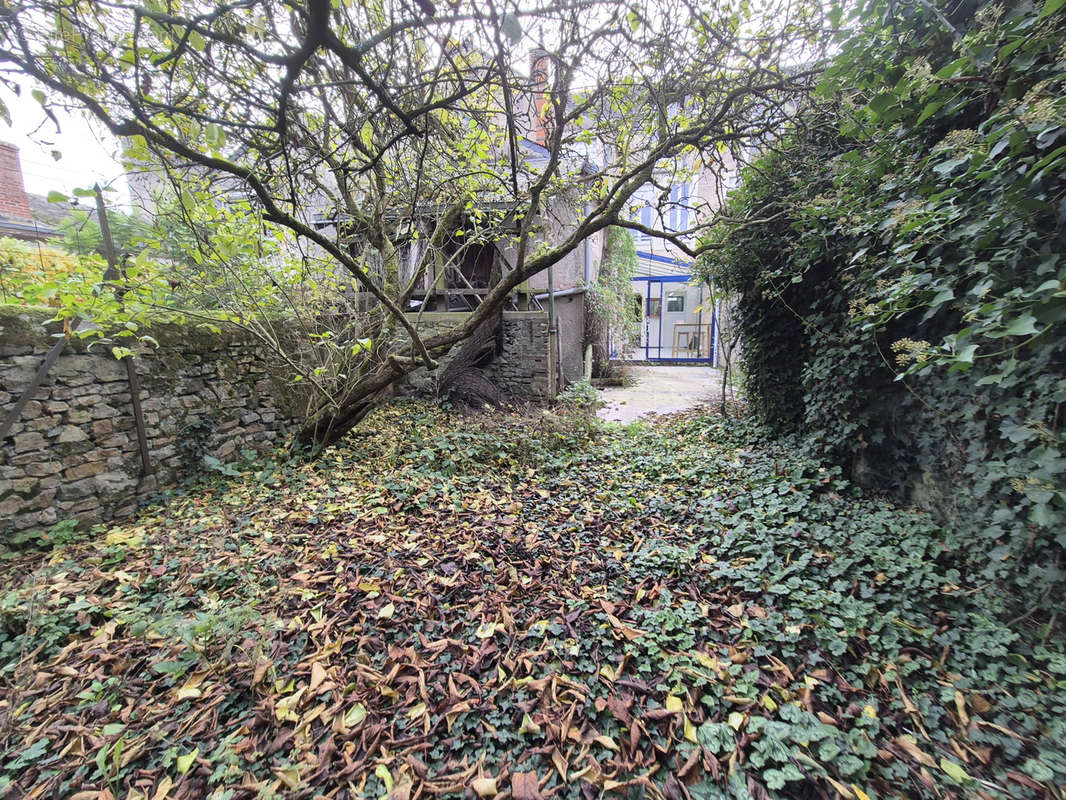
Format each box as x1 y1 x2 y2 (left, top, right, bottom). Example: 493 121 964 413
175 748 198 775
726 603 745 618
727 712 746 731
375 764 394 792
471 777 498 798
475 621 498 638
275 766 302 790
692 651 719 672
406 702 427 719
939 758 971 784
150 776 173 800
861 704 877 719
275 687 306 722
825 778 855 799
893 735 936 768
343 702 367 729
378 603 395 620
105 528 144 548
175 673 206 701
683 715 698 744
665 694 684 713
519 713 542 736
599 664 615 681
954 690 970 726
852 786 872 800
594 735 619 751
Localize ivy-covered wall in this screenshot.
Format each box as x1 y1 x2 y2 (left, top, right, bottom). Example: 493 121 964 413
702 0 1066 608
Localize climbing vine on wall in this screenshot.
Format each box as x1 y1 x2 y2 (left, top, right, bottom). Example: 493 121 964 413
587 226 639 376
701 0 1066 612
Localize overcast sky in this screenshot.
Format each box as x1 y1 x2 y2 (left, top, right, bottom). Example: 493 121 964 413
0 82 129 209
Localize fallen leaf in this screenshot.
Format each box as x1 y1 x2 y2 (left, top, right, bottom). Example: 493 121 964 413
175 748 198 775
511 771 541 800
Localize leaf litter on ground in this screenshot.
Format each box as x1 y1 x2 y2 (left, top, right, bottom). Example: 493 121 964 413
0 400 1063 799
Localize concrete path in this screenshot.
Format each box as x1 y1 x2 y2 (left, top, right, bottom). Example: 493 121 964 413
597 365 723 423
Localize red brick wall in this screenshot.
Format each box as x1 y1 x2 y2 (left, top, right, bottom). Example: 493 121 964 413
0 142 32 221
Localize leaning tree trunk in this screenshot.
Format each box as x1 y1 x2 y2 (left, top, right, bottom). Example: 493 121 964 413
293 363 405 450
293 309 504 450
437 307 504 408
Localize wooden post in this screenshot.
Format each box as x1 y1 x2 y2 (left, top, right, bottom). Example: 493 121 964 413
95 184 152 476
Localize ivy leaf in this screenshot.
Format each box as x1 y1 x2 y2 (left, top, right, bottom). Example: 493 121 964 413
1004 315 1039 337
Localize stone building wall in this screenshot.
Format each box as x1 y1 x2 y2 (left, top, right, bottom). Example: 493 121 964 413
0 308 306 536
399 311 552 400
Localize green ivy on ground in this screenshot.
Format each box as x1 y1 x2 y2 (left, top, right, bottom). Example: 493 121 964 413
700 0 1066 615
1 401 1063 799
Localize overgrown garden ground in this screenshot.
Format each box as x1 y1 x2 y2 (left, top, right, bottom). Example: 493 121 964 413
1 402 1063 799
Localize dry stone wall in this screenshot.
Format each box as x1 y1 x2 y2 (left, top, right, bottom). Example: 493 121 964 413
1 309 551 537
1 309 305 536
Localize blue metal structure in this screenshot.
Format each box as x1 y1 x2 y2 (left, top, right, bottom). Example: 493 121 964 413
630 273 718 365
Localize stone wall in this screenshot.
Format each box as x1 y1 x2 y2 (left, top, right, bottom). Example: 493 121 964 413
1 308 305 536
398 311 552 399
1 308 552 537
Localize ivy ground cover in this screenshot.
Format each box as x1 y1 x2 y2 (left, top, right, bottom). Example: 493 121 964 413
1 402 1063 799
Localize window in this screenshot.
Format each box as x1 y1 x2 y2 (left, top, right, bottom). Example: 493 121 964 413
647 297 661 317
666 293 684 313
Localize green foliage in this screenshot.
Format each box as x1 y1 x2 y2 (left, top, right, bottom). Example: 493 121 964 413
588 226 640 369
556 378 601 411
702 0 1066 611
0 236 103 307
53 206 151 258
1 402 1063 798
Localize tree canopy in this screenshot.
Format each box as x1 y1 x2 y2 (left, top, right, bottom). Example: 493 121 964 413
0 0 824 445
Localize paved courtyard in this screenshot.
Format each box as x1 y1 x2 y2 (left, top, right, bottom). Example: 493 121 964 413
597 365 724 423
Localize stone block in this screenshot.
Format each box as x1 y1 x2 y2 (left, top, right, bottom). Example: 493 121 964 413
12 432 45 453
60 374 95 388
66 461 106 481
95 471 137 494
19 400 43 420
56 426 88 444
57 477 96 501
92 405 122 419
24 461 61 477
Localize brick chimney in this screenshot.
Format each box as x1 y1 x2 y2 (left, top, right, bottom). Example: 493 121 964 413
529 49 550 147
0 141 32 221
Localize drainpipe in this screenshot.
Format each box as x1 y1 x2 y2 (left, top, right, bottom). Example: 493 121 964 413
583 203 591 283
547 262 559 396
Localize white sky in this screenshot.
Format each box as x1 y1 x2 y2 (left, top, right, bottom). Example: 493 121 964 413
0 82 130 209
